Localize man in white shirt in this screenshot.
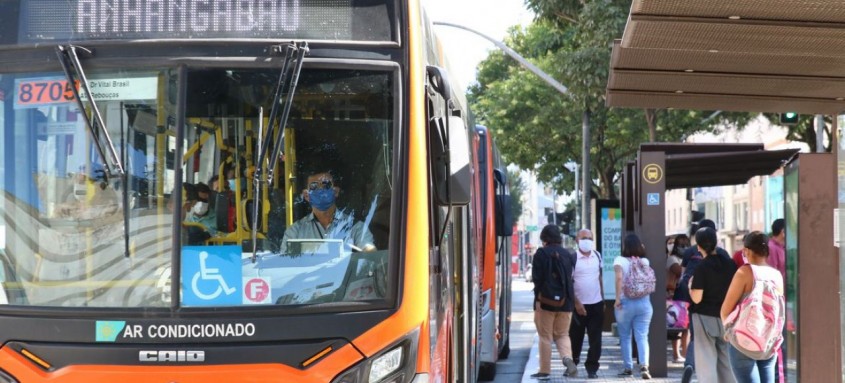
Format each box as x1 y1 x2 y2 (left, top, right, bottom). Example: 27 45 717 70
569 229 604 379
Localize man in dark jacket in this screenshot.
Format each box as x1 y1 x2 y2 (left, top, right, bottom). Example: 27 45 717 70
530 225 578 380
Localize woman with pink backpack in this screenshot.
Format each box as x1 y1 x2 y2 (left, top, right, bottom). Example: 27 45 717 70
613 233 656 379
721 231 785 383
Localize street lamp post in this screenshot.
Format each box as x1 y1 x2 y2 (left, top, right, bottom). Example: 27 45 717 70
433 22 592 230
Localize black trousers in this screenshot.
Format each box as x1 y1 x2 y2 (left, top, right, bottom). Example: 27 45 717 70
569 301 605 374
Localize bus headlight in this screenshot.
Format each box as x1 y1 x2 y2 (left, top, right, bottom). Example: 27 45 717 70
0 370 18 383
332 329 419 383
369 347 402 383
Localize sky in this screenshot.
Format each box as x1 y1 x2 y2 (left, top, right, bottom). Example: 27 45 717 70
420 0 535 90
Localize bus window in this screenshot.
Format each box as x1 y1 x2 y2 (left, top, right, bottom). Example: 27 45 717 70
0 69 178 307
180 68 394 308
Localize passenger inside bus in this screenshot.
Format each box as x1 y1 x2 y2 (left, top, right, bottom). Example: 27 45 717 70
279 169 376 254
182 182 217 245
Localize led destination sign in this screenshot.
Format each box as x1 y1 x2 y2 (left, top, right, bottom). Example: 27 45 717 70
75 0 308 35
11 0 393 44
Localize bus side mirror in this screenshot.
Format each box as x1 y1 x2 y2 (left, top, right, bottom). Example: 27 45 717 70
426 65 451 101
428 115 471 206
493 168 513 236
446 115 471 205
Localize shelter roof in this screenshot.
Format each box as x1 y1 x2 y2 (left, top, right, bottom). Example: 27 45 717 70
640 143 799 189
607 0 845 114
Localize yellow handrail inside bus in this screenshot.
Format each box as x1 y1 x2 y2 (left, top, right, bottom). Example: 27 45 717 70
182 132 213 163
284 127 296 226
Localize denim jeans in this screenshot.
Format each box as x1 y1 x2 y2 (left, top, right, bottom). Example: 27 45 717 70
615 296 652 369
685 316 695 369
728 345 776 383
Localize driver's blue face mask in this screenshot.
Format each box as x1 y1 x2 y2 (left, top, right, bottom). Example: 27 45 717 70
308 188 335 211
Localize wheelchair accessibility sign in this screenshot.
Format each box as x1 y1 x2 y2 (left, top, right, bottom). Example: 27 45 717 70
182 246 242 306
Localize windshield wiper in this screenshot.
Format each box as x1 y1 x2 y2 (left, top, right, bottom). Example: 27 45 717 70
57 45 131 258
252 42 309 260
56 45 125 178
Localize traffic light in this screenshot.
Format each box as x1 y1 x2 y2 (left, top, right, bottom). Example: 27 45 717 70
780 112 799 125
545 210 576 236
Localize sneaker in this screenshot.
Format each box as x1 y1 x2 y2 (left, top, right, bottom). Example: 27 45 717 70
563 357 578 377
587 371 599 379
681 365 694 383
673 356 686 363
617 368 633 377
530 372 550 381
640 365 651 380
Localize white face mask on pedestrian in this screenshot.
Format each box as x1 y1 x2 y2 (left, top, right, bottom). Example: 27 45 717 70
578 239 594 253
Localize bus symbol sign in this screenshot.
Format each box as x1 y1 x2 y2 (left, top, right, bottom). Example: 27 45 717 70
642 163 664 184
243 277 271 304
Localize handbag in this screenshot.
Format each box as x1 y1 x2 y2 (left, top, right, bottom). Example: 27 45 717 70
666 299 689 329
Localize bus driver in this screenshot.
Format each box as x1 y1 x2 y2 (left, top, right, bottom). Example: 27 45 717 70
279 170 375 254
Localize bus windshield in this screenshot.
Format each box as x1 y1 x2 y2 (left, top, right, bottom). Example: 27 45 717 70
0 66 395 309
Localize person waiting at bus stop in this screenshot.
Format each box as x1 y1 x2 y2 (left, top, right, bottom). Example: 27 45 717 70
530 225 578 380
688 227 737 383
569 229 604 379
279 169 375 253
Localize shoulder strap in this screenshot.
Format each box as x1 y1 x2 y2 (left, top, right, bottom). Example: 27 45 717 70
593 250 603 269
744 264 760 293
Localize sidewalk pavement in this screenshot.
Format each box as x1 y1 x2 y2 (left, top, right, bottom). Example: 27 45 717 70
521 331 695 383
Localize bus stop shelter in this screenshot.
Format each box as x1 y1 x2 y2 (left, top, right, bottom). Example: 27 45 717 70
620 144 798 377
607 1 845 380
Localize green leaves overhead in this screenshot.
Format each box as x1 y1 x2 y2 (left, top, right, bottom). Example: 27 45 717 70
469 0 751 200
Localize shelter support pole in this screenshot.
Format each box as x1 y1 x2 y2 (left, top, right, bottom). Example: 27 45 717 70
787 154 839 382
836 114 845 383
636 151 667 377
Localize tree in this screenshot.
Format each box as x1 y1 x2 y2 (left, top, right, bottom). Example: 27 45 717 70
469 1 752 199
763 114 832 152
507 168 525 227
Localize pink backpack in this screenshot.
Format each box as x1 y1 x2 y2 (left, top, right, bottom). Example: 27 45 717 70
622 256 655 298
724 264 785 360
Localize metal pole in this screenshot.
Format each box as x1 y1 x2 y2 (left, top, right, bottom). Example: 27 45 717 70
816 114 826 153
432 22 569 96
574 165 580 230
582 109 591 230
434 21 594 229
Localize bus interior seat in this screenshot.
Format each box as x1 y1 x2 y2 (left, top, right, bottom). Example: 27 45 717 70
214 191 234 233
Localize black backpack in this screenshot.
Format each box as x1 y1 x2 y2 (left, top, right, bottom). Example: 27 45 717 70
538 248 568 307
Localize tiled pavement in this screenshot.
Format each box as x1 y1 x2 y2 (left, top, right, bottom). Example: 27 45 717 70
520 331 695 383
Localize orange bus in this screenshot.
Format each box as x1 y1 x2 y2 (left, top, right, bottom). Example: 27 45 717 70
0 0 501 382
473 125 513 381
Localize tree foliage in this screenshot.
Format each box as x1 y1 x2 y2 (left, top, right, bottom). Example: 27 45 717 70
469 1 752 199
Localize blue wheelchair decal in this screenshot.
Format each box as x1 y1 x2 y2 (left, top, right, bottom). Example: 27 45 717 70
181 246 242 306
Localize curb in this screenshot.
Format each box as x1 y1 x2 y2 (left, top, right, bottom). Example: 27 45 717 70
521 333 540 383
